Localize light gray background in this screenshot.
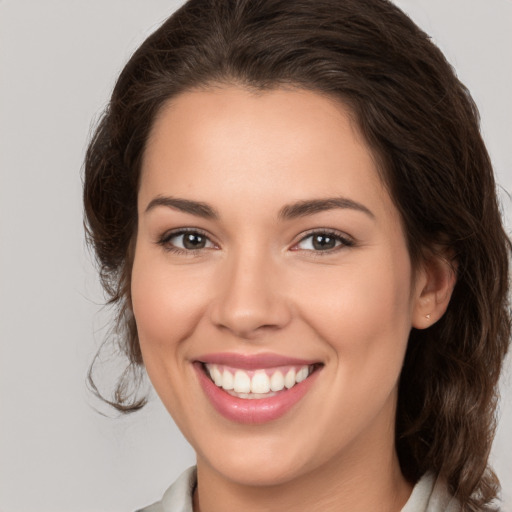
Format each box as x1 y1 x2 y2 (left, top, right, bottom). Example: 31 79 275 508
0 1 510 511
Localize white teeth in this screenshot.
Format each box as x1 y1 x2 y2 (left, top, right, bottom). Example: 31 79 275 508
222 369 234 390
284 369 296 389
251 371 270 394
270 371 285 392
296 366 309 383
211 366 223 387
205 364 314 398
233 370 251 393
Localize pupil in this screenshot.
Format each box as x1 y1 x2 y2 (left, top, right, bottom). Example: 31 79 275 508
312 234 335 250
183 233 205 249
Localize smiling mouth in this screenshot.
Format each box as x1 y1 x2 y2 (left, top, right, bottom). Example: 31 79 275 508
201 363 322 399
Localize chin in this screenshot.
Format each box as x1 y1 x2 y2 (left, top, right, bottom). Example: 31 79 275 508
195 429 322 487
207 454 308 487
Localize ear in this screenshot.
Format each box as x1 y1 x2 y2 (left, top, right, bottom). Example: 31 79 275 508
411 252 457 330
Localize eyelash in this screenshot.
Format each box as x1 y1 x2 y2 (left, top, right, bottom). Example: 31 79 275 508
156 228 355 256
292 229 355 255
157 228 216 256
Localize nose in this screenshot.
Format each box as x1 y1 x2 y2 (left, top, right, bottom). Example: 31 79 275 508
209 250 292 340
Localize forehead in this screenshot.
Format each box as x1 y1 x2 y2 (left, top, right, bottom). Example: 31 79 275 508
140 86 395 223
145 86 366 163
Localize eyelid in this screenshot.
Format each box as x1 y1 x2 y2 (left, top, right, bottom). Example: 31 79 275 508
157 227 218 254
290 229 355 253
155 227 354 255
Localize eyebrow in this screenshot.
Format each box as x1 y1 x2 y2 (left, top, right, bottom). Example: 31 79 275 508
278 197 375 220
144 195 374 220
145 196 219 219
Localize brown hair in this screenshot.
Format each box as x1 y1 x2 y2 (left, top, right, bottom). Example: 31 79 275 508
83 0 511 509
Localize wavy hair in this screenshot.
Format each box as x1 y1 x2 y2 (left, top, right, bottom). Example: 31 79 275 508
83 0 511 509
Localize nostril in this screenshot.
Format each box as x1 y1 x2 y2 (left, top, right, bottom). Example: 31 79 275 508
214 322 284 341
210 302 292 340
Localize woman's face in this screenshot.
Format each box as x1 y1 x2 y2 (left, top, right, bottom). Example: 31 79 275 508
132 86 428 486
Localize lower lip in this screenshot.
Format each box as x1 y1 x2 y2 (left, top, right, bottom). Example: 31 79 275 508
194 363 320 424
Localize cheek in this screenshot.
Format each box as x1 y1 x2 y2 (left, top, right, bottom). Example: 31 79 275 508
292 253 414 438
130 245 213 426
130 247 209 360
293 248 414 373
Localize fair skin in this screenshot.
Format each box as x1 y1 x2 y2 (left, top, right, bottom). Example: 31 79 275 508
131 86 455 512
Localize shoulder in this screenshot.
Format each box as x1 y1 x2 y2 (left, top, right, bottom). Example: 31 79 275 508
401 472 461 512
136 466 197 512
402 472 507 512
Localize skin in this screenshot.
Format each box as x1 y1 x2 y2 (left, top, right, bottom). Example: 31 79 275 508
131 86 456 512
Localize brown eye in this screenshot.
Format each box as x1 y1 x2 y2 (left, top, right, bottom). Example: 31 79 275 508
295 231 354 252
182 232 207 249
160 230 216 252
312 234 337 250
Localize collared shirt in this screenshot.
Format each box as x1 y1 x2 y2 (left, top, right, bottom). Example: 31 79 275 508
137 467 463 512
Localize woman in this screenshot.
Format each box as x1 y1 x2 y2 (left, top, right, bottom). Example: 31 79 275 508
83 0 511 510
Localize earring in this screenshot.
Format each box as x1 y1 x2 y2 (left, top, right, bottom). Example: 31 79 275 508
426 314 431 320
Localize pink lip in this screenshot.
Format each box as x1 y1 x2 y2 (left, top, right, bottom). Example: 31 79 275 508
197 352 318 370
193 356 322 424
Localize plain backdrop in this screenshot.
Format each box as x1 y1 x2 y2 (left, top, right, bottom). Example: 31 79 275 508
0 1 511 511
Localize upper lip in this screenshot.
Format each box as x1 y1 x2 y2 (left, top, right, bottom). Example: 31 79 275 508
196 352 320 370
